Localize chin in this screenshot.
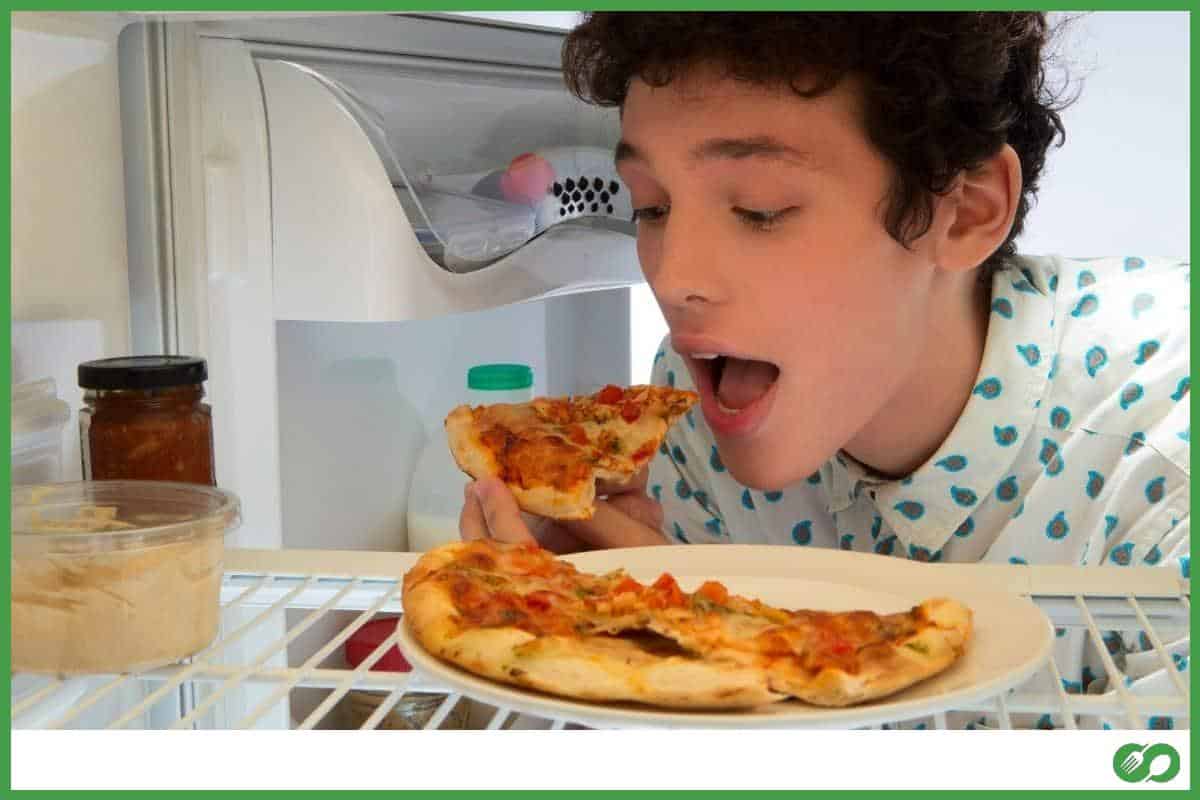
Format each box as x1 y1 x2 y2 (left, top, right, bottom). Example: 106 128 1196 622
719 442 820 493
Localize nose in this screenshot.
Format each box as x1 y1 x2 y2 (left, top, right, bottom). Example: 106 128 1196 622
639 208 721 313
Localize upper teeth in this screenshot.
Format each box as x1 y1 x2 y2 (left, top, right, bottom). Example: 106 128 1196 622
692 353 721 360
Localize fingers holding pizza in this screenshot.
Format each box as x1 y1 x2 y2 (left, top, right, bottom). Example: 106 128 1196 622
447 383 696 549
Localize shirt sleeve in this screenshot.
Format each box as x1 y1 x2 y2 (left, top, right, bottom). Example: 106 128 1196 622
646 339 730 544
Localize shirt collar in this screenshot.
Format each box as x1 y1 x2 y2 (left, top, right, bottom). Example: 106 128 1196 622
825 257 1057 553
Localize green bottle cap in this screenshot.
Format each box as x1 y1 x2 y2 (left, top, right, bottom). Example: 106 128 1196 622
467 364 533 391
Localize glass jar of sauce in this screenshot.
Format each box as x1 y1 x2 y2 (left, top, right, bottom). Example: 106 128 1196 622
78 356 216 486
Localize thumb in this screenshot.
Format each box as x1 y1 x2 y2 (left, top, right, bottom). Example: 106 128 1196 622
472 478 537 545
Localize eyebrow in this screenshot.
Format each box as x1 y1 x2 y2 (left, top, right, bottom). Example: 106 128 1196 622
614 136 823 170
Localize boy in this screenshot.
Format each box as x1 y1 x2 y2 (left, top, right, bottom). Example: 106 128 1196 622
460 13 1188 727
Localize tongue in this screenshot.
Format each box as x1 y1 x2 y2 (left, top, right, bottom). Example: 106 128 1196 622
716 357 780 410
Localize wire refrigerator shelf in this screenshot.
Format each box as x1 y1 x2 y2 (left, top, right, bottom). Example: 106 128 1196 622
11 548 1190 732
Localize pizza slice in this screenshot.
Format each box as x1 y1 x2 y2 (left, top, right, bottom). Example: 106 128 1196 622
445 384 698 520
402 540 974 710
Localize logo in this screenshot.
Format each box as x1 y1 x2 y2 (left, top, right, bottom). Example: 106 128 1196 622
1113 743 1181 783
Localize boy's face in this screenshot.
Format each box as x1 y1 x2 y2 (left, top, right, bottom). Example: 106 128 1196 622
617 67 954 489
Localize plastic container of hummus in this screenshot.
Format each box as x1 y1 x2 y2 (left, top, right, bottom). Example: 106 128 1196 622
11 481 241 675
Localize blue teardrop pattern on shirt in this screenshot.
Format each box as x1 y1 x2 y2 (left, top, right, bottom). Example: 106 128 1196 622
1084 346 1108 378
685 410 696 429
650 484 663 502
704 517 724 537
1048 274 1059 291
764 490 784 503
1045 511 1070 540
1013 500 1026 518
893 501 925 521
1124 256 1146 271
1145 476 1166 504
741 489 756 510
710 446 726 472
995 475 1019 502
993 425 1018 447
991 297 1014 318
1077 269 1097 288
1049 406 1071 429
693 490 710 511
791 520 813 545
1038 438 1065 476
666 370 676 387
870 515 883 540
1149 716 1175 731
672 521 688 543
1125 431 1146 456
1119 382 1144 410
1016 344 1041 366
1180 428 1190 442
1132 292 1155 318
1181 556 1190 579
1012 277 1038 294
950 486 978 507
806 471 822 485
1047 353 1060 381
659 441 669 456
1170 376 1190 402
675 479 693 500
1133 339 1160 365
671 445 687 465
1085 470 1105 499
1104 515 1119 538
972 377 1002 399
1061 679 1083 695
839 533 854 551
1110 542 1134 566
653 349 666 365
874 535 897 555
954 516 975 538
1009 556 1029 565
1144 545 1163 565
1070 294 1099 317
908 544 942 563
935 454 968 472
900 475 913 486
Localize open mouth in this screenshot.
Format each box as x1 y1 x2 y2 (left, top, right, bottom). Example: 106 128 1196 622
692 353 781 415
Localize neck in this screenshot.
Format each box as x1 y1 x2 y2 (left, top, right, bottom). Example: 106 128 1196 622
844 271 991 479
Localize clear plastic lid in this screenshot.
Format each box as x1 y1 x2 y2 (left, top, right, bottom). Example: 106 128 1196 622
11 481 242 556
11 378 71 438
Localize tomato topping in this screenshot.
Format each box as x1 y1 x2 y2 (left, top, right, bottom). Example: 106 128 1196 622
649 573 687 607
620 401 642 423
632 441 656 462
523 590 557 612
612 576 642 596
831 640 854 657
696 580 729 605
567 424 589 445
597 385 624 405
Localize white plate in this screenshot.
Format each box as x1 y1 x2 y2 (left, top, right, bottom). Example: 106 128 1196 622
399 545 1055 729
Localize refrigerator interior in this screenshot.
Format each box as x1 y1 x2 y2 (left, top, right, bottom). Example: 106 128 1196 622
10 11 1190 734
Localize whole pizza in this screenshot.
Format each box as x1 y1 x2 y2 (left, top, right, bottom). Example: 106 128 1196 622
402 540 973 709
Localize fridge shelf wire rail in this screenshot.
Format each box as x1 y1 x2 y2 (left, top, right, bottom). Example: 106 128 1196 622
12 553 1190 732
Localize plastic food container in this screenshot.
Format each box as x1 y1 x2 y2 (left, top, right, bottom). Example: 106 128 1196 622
11 378 71 485
11 481 241 675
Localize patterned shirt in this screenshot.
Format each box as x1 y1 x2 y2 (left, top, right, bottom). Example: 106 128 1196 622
648 254 1190 729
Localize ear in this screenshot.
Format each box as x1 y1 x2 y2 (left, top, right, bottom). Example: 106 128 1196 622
932 144 1022 272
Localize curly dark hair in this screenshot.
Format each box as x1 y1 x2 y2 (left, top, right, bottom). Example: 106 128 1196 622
563 12 1076 274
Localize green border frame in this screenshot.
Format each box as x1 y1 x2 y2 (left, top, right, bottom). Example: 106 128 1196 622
3 1 1194 796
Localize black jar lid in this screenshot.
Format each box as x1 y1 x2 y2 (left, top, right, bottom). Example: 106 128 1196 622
78 356 208 390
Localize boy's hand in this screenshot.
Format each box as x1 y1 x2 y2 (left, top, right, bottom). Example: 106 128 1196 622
459 471 668 553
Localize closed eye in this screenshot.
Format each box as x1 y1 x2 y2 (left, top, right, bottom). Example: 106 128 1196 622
631 205 670 225
734 207 796 232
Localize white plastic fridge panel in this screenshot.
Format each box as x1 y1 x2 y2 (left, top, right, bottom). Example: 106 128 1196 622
257 58 641 322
